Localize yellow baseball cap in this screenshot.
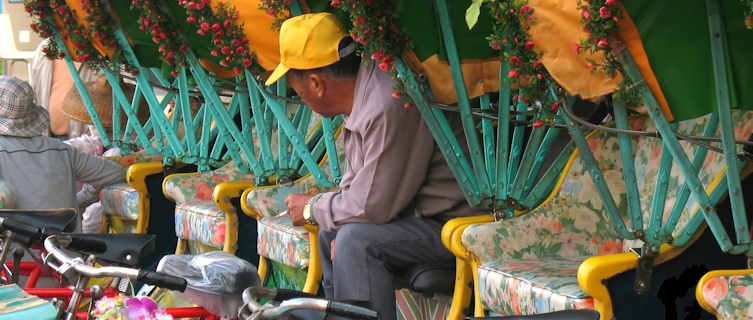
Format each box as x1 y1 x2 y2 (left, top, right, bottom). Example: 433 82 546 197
265 13 348 86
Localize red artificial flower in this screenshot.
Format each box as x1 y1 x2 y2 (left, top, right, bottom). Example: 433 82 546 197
508 69 519 78
605 0 617 5
490 39 500 50
532 60 543 69
404 102 415 109
525 40 535 50
378 61 389 71
581 8 591 19
597 39 608 48
599 6 611 18
391 91 401 99
509 56 522 66
242 58 252 67
573 43 581 54
532 120 545 128
551 102 560 112
330 0 341 7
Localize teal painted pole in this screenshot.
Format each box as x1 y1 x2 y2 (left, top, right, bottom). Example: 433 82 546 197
276 79 292 174
433 0 492 197
510 125 545 201
395 60 482 206
185 52 263 176
647 125 676 244
198 105 212 172
706 0 749 244
495 62 511 209
177 67 199 156
523 111 565 196
559 106 632 239
100 69 153 151
245 70 275 172
290 107 313 168
662 113 718 238
480 94 496 191
54 36 111 147
321 116 342 183
620 50 734 252
250 77 334 187
521 141 576 209
110 28 184 157
613 100 643 233
508 99 527 186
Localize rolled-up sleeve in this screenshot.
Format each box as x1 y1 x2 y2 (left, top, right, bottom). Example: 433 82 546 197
312 104 434 232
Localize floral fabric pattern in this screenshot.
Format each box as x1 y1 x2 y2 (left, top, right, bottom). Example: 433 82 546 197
701 274 753 319
395 289 452 320
174 199 227 249
107 216 138 234
460 111 753 316
100 183 140 220
117 152 163 168
477 257 593 315
257 214 310 269
163 161 254 204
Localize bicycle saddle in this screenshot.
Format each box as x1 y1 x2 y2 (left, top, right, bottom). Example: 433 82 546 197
471 310 601 320
393 260 456 295
0 208 77 233
63 233 155 267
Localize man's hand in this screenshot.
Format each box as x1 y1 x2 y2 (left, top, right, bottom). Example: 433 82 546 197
285 193 315 226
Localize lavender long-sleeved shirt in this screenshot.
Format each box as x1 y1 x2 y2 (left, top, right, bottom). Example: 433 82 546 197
312 63 481 232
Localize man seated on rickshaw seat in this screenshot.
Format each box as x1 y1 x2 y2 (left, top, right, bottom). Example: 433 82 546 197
275 13 482 320
0 76 125 230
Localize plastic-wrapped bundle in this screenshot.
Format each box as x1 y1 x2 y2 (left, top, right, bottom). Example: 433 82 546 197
157 251 260 317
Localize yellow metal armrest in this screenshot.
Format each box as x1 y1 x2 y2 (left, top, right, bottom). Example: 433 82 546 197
214 181 256 254
441 215 495 259
125 162 165 234
126 162 164 194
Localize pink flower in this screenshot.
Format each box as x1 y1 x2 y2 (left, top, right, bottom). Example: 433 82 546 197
508 69 519 78
532 60 543 69
391 91 401 99
532 120 544 128
597 39 609 48
605 0 617 5
123 297 159 319
573 43 581 54
525 40 535 50
703 278 729 308
330 0 341 7
490 39 500 50
582 8 591 19
508 56 522 66
599 6 611 18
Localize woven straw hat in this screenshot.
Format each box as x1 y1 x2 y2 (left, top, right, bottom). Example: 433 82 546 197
0 76 50 137
62 75 149 127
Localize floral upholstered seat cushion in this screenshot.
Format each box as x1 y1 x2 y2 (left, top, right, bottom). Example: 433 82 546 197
174 199 227 249
395 288 452 320
700 273 753 319
117 152 163 168
477 257 594 315
163 161 254 204
258 214 310 269
100 183 140 220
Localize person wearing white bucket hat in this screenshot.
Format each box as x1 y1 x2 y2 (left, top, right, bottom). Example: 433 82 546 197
0 76 125 229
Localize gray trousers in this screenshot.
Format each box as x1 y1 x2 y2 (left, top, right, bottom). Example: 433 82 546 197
318 216 454 320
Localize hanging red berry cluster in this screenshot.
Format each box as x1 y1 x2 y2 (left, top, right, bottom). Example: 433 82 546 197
131 0 186 78
259 0 293 30
24 0 107 68
331 0 414 108
179 0 255 76
80 0 139 75
484 1 558 110
576 0 640 106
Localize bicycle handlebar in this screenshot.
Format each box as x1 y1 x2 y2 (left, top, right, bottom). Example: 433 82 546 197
43 235 187 292
239 287 378 320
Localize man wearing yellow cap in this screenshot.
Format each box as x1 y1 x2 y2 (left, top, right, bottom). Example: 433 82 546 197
273 13 480 319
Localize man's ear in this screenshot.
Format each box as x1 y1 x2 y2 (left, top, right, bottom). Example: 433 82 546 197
306 73 326 99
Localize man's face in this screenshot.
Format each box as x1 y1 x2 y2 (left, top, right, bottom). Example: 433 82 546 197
286 72 339 118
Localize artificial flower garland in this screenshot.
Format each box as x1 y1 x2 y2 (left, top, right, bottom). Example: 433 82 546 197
179 0 256 76
576 0 641 106
259 0 293 30
93 295 174 320
130 0 187 78
483 0 561 124
331 0 414 107
24 0 108 68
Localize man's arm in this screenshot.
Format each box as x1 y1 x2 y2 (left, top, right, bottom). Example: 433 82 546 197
67 145 126 190
312 104 435 231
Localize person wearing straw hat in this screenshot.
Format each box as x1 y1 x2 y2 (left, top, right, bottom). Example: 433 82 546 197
274 13 481 319
0 76 125 230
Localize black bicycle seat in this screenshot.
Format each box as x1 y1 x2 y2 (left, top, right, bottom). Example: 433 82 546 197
472 310 601 320
0 208 77 233
63 233 156 267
